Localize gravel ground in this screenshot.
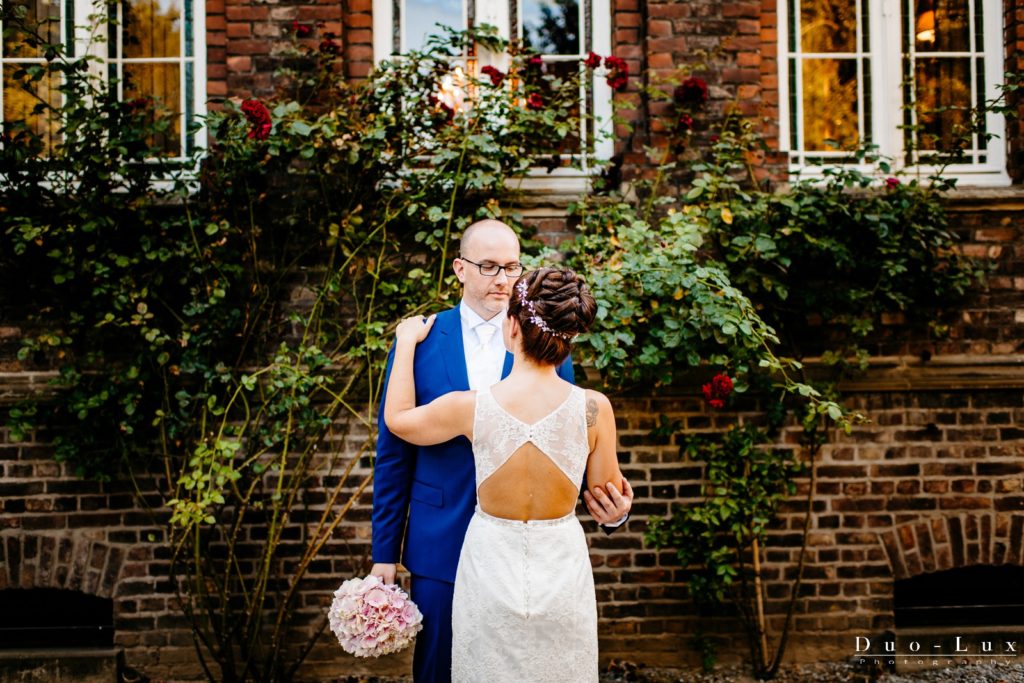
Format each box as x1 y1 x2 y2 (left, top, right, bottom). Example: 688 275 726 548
323 661 1024 683
597 660 1024 682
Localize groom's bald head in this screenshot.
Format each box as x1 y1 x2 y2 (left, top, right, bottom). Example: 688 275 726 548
459 219 519 257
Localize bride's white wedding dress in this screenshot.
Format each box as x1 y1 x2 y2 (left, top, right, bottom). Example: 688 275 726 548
451 384 598 683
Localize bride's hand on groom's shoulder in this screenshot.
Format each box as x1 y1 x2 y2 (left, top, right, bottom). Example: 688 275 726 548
395 314 436 345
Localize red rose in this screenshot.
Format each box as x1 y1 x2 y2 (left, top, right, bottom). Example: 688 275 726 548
885 177 901 189
125 97 153 116
674 77 708 107
528 55 544 70
240 99 272 140
603 55 629 91
710 134 719 143
319 33 341 55
701 373 734 409
584 51 602 69
480 65 505 87
290 20 313 38
677 113 693 132
526 93 544 110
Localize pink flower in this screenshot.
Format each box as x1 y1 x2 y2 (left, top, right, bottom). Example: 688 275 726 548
329 576 423 658
480 65 505 87
584 51 602 69
885 177 901 188
701 373 734 409
674 77 709 107
603 55 629 91
240 99 272 140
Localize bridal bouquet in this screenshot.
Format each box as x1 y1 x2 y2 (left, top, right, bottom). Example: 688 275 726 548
328 575 423 657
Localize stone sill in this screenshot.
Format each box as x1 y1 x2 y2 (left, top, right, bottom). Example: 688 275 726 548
3 355 1023 406
943 185 1024 211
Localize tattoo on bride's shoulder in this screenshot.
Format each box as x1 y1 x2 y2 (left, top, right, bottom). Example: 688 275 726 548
586 397 598 427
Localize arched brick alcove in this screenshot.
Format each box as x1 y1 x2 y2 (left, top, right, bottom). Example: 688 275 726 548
879 513 1024 580
0 533 126 599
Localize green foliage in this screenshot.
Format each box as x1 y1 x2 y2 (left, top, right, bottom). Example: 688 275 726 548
601 77 992 676
645 422 804 607
0 14 594 680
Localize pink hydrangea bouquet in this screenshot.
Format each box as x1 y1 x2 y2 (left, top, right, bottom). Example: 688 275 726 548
328 575 423 657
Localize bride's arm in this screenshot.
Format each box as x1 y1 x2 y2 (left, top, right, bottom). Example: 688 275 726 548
383 315 474 446
584 390 624 497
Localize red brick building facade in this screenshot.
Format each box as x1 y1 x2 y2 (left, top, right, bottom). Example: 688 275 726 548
2 0 1024 680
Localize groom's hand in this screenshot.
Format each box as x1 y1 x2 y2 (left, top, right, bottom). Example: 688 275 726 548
370 562 397 585
584 478 633 527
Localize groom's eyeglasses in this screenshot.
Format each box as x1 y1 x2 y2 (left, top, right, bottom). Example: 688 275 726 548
460 257 524 278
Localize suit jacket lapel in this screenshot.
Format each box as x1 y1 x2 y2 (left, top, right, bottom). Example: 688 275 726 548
501 351 513 379
438 306 470 391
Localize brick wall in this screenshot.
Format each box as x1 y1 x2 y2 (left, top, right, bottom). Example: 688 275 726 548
2 201 1022 679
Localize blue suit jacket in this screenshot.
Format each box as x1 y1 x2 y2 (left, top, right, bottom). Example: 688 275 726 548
371 305 574 583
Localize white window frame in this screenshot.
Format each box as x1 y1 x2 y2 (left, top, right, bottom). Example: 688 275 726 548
1 0 207 163
372 0 614 189
778 0 1009 186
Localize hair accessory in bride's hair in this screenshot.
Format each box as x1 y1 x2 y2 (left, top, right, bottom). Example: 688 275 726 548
514 279 576 340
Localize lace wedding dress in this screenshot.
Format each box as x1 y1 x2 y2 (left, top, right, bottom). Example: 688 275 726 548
451 385 598 683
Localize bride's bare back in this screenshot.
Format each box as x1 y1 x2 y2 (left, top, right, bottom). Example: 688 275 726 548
472 381 614 522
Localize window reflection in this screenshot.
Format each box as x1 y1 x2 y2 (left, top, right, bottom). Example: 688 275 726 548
801 0 856 53
123 0 182 58
2 0 62 152
522 0 579 55
3 0 62 58
801 58 859 150
913 57 970 152
404 0 464 53
3 65 61 151
123 62 181 154
913 0 969 52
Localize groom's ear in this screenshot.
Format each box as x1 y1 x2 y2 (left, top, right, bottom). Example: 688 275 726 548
453 257 466 283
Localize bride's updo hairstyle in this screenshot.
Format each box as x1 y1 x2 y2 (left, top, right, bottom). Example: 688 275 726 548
507 268 596 366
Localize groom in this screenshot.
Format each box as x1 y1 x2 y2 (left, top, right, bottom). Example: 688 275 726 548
370 219 633 682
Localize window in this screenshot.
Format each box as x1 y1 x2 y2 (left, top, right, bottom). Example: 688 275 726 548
778 0 1008 185
372 0 613 165
1 0 205 159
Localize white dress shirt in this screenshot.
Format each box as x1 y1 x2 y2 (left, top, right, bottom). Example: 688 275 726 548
459 300 507 391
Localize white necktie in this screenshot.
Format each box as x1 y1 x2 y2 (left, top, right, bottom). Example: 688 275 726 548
475 323 496 351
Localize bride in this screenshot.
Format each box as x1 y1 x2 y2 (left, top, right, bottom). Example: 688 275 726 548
384 267 623 682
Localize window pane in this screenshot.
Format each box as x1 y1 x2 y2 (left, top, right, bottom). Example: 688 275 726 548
123 62 181 154
404 0 464 53
801 58 859 150
123 0 182 59
522 0 580 55
2 0 61 58
3 64 60 150
913 0 969 53
913 57 970 151
801 0 856 53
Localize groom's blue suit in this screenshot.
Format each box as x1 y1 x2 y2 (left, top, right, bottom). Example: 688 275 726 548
372 304 573 682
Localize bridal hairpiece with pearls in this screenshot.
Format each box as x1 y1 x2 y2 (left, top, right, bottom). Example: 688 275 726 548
514 279 576 340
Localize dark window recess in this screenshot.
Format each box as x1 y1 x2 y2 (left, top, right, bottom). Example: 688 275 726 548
0 588 114 647
895 565 1024 628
